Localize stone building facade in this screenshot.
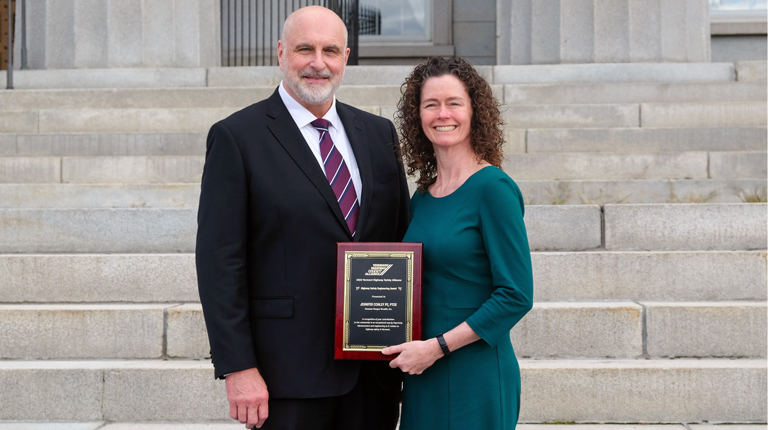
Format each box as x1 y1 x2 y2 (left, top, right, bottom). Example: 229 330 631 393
7 0 768 69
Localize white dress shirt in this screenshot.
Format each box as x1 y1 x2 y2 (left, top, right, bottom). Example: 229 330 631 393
278 82 363 202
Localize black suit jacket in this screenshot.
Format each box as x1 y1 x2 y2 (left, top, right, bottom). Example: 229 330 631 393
196 88 410 399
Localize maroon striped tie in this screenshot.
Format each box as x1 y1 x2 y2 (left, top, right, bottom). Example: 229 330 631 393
311 119 359 236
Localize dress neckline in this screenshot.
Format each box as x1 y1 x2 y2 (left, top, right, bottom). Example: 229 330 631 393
426 165 495 199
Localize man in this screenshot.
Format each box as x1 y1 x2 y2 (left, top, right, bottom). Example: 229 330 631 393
196 6 410 430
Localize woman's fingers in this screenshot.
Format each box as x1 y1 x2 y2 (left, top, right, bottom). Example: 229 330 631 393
387 341 440 374
381 343 405 355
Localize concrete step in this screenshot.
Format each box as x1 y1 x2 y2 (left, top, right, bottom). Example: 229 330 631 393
1 126 763 157
0 156 206 184
0 63 741 92
737 60 768 82
0 304 169 359
505 152 709 180
0 86 401 110
1 204 763 253
643 302 767 358
0 359 762 422
493 63 736 84
525 127 767 153
4 156 207 185
0 82 762 112
0 107 378 134
1 251 763 304
0 133 207 156
3 424 761 430
604 203 767 251
513 301 767 359
503 104 640 128
532 251 766 302
505 102 767 128
2 179 764 208
1 302 763 360
0 183 202 208
0 206 600 252
506 151 767 181
505 82 766 105
711 152 768 179
0 68 210 89
1 102 762 134
4 151 762 184
201 63 742 87
0 108 239 134
642 102 768 127
519 179 767 205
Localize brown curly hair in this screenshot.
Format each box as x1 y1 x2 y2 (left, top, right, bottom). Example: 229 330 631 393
395 56 505 192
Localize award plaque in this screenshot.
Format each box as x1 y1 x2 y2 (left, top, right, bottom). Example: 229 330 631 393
335 242 423 360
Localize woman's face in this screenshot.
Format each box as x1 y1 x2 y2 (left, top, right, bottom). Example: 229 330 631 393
419 74 473 152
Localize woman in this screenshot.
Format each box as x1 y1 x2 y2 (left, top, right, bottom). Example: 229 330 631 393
381 56 534 429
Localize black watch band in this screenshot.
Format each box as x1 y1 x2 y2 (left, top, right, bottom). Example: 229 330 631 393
436 333 451 357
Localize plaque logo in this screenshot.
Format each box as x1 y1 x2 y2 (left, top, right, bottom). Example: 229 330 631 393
364 263 394 276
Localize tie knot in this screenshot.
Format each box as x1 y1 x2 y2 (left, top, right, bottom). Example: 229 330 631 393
311 118 331 131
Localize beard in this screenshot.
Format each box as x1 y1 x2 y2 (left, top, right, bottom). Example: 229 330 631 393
283 67 343 105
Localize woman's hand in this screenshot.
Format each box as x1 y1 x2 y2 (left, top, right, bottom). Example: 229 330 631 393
382 338 443 375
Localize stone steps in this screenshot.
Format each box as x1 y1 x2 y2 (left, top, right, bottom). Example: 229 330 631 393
1 178 764 208
0 62 763 426
2 302 764 360
503 102 768 129
0 63 755 92
0 102 765 134
0 423 764 430
0 359 763 422
2 152 764 183
524 127 767 153
2 126 764 157
505 81 766 105
0 204 763 253
0 424 763 430
1 251 764 303
519 178 767 205
0 133 207 156
0 82 763 111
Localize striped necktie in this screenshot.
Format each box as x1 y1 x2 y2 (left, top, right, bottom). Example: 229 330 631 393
311 119 359 236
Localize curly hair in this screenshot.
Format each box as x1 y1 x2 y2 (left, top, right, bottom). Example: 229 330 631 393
395 56 505 192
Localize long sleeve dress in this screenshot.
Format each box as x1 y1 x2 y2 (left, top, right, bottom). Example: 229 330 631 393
399 166 534 430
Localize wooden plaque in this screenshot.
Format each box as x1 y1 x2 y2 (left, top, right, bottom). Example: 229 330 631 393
335 242 423 360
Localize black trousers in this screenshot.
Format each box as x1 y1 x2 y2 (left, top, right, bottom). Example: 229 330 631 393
261 362 400 430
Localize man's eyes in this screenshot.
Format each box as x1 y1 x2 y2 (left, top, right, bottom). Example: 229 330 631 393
296 47 339 54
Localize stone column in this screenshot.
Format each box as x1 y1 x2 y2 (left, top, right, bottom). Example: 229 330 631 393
497 0 711 65
19 0 220 69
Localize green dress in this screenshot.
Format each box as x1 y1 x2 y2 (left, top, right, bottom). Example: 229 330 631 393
400 166 534 430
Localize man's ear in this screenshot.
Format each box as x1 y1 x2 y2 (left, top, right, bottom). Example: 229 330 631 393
344 47 350 65
277 40 285 69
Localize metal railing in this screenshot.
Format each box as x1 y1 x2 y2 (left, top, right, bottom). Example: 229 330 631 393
221 0 361 67
3 0 13 89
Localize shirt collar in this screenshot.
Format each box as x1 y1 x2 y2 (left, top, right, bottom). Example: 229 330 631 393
279 81 341 131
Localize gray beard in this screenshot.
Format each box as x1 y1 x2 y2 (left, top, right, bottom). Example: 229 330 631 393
283 71 343 105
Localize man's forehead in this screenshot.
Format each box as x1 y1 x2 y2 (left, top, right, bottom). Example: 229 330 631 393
285 26 345 45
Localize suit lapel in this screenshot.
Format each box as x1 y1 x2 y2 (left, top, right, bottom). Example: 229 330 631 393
337 102 373 242
265 90 351 236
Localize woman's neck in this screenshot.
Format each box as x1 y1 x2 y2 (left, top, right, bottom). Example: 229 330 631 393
429 145 490 197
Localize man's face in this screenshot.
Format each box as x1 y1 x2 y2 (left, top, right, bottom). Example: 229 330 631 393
278 10 349 106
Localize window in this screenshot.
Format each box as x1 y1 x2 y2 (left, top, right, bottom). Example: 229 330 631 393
359 0 431 41
710 0 767 14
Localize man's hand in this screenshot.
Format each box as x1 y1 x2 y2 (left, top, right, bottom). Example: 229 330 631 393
225 367 269 429
382 339 442 375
